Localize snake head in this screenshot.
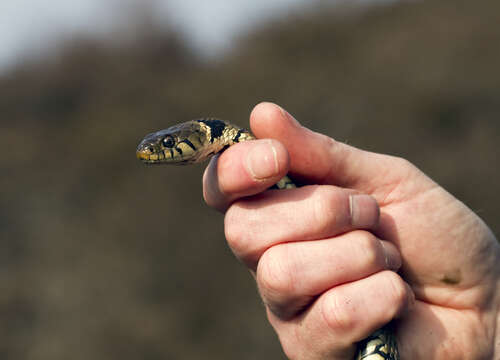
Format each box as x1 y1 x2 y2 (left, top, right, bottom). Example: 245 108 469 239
136 121 209 165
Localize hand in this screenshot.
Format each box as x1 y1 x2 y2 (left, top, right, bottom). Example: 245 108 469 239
203 102 500 359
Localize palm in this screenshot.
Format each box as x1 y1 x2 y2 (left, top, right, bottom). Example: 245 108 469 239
357 160 497 358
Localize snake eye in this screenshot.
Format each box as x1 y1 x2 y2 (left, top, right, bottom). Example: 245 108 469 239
162 136 175 148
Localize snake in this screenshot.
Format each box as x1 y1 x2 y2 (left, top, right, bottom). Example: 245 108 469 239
136 118 400 360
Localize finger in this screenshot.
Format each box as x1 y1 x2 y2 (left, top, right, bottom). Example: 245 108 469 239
257 231 402 319
250 102 416 197
267 271 414 360
225 185 380 269
203 139 290 212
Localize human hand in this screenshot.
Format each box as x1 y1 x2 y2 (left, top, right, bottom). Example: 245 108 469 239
203 102 500 359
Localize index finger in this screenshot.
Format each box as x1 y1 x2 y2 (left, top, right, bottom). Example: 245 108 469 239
203 138 290 212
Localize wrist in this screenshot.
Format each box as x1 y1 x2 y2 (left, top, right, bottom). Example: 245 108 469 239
494 236 500 359
496 290 500 359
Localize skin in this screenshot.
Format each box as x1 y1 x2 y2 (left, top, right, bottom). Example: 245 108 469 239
202 102 500 359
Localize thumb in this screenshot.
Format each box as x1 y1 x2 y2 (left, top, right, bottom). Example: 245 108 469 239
250 102 416 199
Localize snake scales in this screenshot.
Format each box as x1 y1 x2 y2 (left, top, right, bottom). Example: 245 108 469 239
136 118 399 360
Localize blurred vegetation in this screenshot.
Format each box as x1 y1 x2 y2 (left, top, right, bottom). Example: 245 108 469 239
1 0 499 358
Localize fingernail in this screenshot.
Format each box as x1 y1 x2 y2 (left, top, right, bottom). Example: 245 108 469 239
381 241 402 270
408 284 416 312
349 194 379 228
246 140 279 180
407 283 416 309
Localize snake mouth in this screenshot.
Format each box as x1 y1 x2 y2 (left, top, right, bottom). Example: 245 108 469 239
136 148 164 164
136 152 163 165
137 154 191 165
136 146 182 164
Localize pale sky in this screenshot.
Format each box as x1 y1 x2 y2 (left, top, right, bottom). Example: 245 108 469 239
0 0 389 71
0 0 311 70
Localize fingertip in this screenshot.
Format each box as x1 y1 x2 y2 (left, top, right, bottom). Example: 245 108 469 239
250 102 300 138
318 271 410 343
250 102 281 124
380 271 414 322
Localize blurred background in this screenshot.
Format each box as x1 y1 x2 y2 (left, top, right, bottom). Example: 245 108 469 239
1 0 499 358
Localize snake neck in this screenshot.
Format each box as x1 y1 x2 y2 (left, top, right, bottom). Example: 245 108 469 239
198 119 255 146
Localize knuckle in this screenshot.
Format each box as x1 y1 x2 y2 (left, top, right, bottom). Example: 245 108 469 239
257 246 295 299
311 186 344 233
391 155 417 174
224 204 252 257
321 291 356 333
382 271 408 312
355 231 381 265
394 155 413 169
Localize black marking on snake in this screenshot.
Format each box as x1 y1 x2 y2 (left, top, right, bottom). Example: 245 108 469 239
180 138 196 151
233 128 244 143
357 333 397 360
221 145 230 152
359 344 393 360
198 119 226 143
175 147 183 155
169 148 174 158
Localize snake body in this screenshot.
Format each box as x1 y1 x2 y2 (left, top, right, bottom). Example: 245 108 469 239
136 118 399 360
